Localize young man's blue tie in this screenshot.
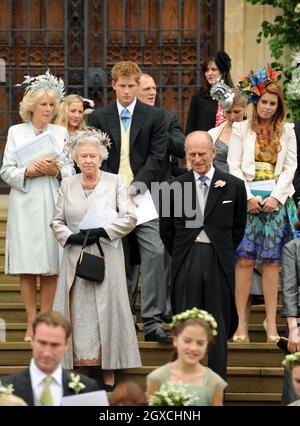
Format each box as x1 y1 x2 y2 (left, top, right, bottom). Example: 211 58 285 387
120 108 131 131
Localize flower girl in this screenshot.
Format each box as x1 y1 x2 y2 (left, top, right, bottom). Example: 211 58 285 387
146 308 227 406
282 353 300 406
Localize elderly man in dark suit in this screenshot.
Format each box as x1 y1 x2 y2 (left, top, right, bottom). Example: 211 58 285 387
159 131 247 379
1 311 98 406
90 61 171 342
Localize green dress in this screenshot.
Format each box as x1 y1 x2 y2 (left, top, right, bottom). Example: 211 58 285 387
147 363 227 406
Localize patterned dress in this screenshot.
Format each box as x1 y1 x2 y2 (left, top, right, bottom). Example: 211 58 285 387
236 139 298 263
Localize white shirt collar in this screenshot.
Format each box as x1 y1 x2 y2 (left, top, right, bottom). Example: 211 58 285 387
30 358 63 388
117 99 137 117
193 165 215 184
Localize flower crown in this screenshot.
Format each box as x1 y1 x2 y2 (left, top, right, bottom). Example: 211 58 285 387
282 352 300 369
171 307 218 336
16 69 65 100
210 79 234 111
63 126 111 158
238 65 281 104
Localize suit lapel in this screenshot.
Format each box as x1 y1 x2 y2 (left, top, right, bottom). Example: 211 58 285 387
18 369 34 406
204 169 226 219
104 104 121 154
130 100 147 150
62 369 73 396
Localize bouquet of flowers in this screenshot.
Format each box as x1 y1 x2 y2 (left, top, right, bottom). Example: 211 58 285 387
148 383 196 406
0 381 14 396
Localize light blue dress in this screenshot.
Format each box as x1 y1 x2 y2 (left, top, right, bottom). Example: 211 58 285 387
147 363 227 406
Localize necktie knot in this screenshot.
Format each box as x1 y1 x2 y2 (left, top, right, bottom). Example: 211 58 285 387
120 108 131 131
199 175 209 195
40 376 53 406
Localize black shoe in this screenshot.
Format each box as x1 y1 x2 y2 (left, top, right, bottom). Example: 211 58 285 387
144 327 172 343
103 384 116 392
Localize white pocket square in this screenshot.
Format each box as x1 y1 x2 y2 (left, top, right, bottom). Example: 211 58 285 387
222 200 233 204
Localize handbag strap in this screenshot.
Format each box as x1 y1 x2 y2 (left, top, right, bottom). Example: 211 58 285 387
81 230 104 258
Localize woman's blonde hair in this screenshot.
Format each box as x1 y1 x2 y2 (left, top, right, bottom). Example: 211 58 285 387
251 84 285 156
55 94 86 131
19 88 60 122
231 88 248 108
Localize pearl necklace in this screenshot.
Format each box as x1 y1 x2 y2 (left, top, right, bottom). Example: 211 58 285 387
81 173 101 190
32 124 47 136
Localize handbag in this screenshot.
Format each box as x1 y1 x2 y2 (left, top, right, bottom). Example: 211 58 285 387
76 230 105 283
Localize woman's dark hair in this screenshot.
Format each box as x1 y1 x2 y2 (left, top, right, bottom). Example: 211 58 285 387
200 50 233 93
170 317 214 361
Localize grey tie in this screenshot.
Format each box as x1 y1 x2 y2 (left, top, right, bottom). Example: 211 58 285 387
199 175 209 196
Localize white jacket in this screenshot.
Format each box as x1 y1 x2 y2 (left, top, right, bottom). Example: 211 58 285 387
227 119 296 204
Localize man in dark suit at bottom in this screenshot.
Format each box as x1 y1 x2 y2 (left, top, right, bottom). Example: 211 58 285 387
159 131 247 379
1 311 98 406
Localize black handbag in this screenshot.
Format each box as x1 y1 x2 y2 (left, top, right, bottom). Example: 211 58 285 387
76 230 105 283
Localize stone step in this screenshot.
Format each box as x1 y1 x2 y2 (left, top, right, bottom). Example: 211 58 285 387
0 232 5 250
0 284 40 303
0 303 30 322
0 365 283 396
0 341 284 367
225 392 281 406
0 274 19 284
0 212 7 233
117 366 283 393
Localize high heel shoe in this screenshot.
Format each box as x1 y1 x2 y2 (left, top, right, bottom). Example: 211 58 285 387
232 334 250 343
263 319 280 343
24 329 33 342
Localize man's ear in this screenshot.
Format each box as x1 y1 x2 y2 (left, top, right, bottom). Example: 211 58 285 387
111 80 116 91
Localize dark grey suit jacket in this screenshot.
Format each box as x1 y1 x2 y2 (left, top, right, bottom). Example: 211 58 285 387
90 99 167 190
281 238 300 318
1 368 99 406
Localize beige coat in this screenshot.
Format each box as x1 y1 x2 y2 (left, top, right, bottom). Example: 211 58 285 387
50 172 141 369
208 121 228 143
227 120 297 203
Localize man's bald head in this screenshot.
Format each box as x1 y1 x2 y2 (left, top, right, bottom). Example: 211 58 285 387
185 131 215 175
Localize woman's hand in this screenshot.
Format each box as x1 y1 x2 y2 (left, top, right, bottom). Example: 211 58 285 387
287 326 300 354
25 164 45 177
261 196 279 213
33 158 59 177
247 197 262 214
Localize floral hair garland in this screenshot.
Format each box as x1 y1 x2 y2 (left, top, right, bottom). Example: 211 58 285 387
63 126 111 159
171 307 218 336
238 65 281 104
282 352 300 369
16 69 65 100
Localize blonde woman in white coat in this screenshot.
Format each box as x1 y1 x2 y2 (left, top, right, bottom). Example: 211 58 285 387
0 72 74 342
208 90 248 173
228 76 297 343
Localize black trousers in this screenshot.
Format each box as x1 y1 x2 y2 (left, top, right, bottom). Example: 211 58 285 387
172 243 232 380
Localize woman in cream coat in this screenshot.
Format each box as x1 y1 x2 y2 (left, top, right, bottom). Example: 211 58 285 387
0 73 74 341
51 128 141 391
228 78 297 343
